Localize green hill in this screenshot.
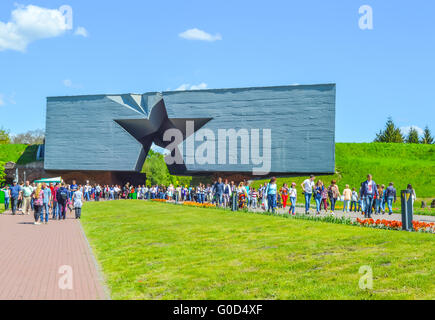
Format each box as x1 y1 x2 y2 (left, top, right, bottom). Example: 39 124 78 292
0 144 39 184
252 143 435 199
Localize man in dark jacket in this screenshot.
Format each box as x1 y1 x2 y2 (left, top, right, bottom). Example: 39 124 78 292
56 183 69 220
385 182 397 215
360 174 379 218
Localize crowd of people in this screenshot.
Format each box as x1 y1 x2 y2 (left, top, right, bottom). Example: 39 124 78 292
1 174 417 223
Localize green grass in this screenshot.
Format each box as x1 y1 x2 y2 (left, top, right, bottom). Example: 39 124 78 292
81 201 435 300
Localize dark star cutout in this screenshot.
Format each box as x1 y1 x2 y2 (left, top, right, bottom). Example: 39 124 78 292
114 98 212 174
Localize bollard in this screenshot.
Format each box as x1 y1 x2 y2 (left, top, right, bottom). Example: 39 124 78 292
231 193 238 211
401 190 413 231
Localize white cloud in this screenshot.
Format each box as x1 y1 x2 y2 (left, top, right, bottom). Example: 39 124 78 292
63 79 72 87
62 79 82 89
175 83 208 91
179 28 222 42
400 126 424 137
0 94 4 106
0 4 71 52
74 26 88 37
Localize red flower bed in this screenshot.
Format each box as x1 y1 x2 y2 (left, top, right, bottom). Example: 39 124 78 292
355 218 435 233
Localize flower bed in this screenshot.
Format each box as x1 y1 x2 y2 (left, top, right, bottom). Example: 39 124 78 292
182 201 216 209
151 199 167 203
355 218 435 233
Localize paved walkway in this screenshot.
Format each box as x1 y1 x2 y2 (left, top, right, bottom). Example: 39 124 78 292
0 210 108 300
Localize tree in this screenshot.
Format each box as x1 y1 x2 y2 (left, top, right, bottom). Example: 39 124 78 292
374 117 404 143
141 149 192 186
420 126 434 144
0 127 11 144
406 127 420 144
11 129 45 145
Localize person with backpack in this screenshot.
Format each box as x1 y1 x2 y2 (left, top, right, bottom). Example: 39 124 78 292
327 180 341 215
57 183 69 220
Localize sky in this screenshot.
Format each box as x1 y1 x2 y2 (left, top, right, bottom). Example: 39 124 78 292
0 0 434 142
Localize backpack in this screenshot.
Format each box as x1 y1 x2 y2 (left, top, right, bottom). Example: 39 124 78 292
60 189 68 201
328 186 334 198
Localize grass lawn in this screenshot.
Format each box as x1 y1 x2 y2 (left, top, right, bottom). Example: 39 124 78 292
81 201 435 300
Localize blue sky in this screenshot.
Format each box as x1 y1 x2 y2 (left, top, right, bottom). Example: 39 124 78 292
0 0 434 142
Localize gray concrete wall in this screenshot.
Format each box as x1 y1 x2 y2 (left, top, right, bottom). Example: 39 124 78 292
44 84 336 174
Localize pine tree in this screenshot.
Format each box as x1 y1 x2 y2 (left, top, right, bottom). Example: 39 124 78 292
420 126 434 144
406 127 420 144
374 117 404 143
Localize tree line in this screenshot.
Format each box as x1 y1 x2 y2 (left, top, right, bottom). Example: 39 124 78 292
0 128 45 145
374 118 434 144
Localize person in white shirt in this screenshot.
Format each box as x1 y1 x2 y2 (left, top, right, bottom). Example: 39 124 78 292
289 182 298 215
301 175 315 214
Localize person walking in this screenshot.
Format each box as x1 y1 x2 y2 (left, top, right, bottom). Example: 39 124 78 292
51 183 59 219
73 187 84 219
214 178 225 207
342 184 352 213
289 182 297 215
301 175 315 214
265 177 278 214
9 181 22 215
32 184 43 225
327 180 341 215
2 185 10 211
280 183 289 209
21 181 33 215
385 182 397 215
350 188 358 212
360 174 379 218
41 183 52 224
407 184 417 206
57 183 69 220
314 180 324 215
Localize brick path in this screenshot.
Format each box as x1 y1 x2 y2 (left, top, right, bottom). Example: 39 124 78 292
0 210 108 300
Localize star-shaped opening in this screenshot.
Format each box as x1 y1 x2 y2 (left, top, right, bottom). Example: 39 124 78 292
115 98 212 174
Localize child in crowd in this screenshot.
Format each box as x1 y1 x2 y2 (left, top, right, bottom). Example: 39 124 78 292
350 188 358 212
288 182 297 215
